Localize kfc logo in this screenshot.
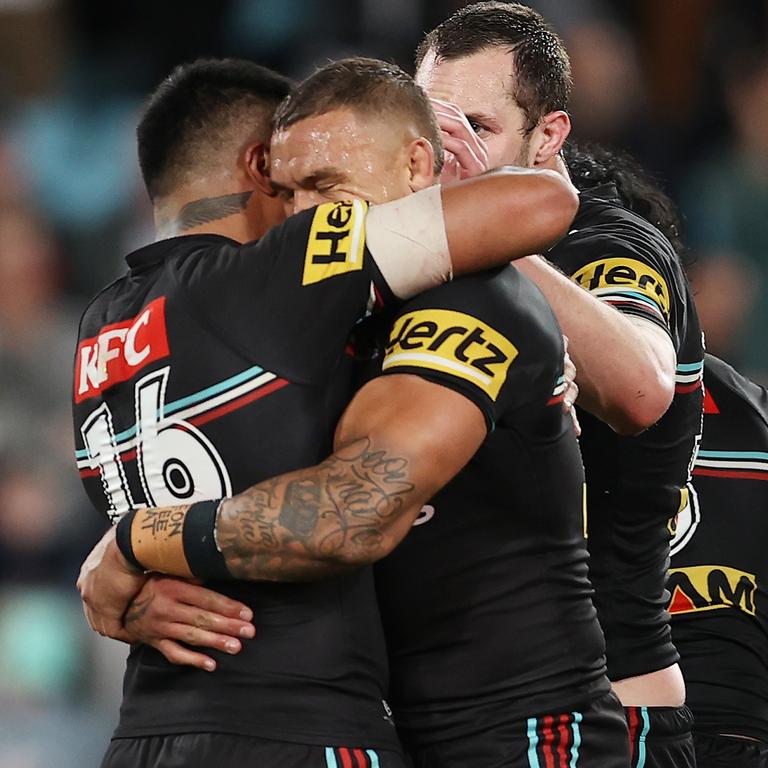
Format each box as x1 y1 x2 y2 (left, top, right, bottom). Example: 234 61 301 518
75 296 170 403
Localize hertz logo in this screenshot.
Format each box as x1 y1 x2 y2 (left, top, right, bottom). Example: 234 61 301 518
668 565 757 616
302 200 367 286
572 257 671 320
382 308 517 400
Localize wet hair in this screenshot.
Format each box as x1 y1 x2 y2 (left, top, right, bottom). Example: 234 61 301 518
563 141 693 270
273 57 444 174
415 1 571 133
137 58 293 201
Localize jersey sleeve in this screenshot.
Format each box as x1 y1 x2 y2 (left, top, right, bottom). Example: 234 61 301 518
376 268 562 431
179 201 396 384
552 222 681 344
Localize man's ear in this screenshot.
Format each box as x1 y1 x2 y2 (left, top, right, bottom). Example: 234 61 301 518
531 111 571 167
244 142 277 196
408 137 437 192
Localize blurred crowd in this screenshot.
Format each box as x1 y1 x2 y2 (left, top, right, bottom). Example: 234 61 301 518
1 0 767 764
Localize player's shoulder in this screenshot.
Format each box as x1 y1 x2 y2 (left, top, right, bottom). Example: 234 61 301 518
404 266 560 345
382 265 564 427
76 234 258 348
412 264 550 316
77 270 133 340
704 354 768 430
388 266 561 376
555 184 678 268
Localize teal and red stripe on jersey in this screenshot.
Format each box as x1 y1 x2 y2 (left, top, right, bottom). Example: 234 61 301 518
625 706 650 768
75 364 288 477
590 287 667 325
675 361 703 394
548 375 567 406
693 449 768 482
325 746 380 768
526 711 583 768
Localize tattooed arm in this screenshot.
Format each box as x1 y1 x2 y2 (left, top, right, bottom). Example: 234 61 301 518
78 374 486 637
213 373 486 580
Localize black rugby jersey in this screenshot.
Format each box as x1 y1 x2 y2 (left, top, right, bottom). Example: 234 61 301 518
72 201 402 747
374 267 609 749
548 184 704 681
670 355 768 743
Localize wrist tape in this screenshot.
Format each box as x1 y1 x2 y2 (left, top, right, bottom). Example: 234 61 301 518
115 500 229 579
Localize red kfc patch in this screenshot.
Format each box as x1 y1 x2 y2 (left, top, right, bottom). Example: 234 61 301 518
75 296 170 403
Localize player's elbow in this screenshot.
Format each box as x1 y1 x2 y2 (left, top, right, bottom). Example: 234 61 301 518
327 530 401 569
607 370 676 436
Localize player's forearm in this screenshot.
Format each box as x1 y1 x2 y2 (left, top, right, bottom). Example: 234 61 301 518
116 438 422 582
116 378 485 581
215 438 419 580
515 255 675 434
442 167 578 273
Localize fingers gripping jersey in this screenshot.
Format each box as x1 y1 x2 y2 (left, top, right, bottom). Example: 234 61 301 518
548 184 705 681
375 268 609 748
72 202 410 748
670 355 768 743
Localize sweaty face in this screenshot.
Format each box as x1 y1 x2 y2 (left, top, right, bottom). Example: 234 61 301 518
416 47 534 168
269 108 415 214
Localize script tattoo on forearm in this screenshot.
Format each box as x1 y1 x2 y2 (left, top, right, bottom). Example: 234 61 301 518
216 439 415 581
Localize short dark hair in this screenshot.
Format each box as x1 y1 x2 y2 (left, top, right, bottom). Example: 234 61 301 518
137 58 293 201
416 2 571 133
273 57 444 175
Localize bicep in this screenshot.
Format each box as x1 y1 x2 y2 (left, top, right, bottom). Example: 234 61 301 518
334 374 487 514
628 315 677 381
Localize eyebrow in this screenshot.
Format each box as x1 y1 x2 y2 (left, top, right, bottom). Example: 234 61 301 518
463 110 500 128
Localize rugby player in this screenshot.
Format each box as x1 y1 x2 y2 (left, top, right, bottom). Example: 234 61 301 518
413 4 704 766
73 58 578 767
568 141 768 768
79 58 631 767
670 360 768 768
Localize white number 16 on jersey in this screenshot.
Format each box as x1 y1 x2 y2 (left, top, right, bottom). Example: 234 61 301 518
81 366 232 522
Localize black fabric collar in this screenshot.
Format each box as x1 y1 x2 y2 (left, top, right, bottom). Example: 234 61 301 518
125 234 236 271
580 182 622 206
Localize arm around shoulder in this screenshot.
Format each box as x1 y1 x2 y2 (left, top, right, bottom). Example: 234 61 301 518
365 170 578 300
115 374 487 581
214 374 487 577
441 168 578 275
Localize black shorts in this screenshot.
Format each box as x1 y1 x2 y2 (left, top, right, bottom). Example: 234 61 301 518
405 691 629 768
624 704 695 768
101 732 408 768
693 732 768 768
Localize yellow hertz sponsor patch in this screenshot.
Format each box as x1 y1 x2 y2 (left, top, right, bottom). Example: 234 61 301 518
302 200 368 286
668 565 757 616
572 257 671 320
382 309 518 401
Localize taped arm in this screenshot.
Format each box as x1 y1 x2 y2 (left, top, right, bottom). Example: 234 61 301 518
114 375 486 581
367 169 578 299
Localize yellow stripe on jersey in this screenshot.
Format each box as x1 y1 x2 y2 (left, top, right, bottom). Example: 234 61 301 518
571 257 671 321
302 199 368 286
382 308 518 401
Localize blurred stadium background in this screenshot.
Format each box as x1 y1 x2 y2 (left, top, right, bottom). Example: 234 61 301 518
0 0 766 764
